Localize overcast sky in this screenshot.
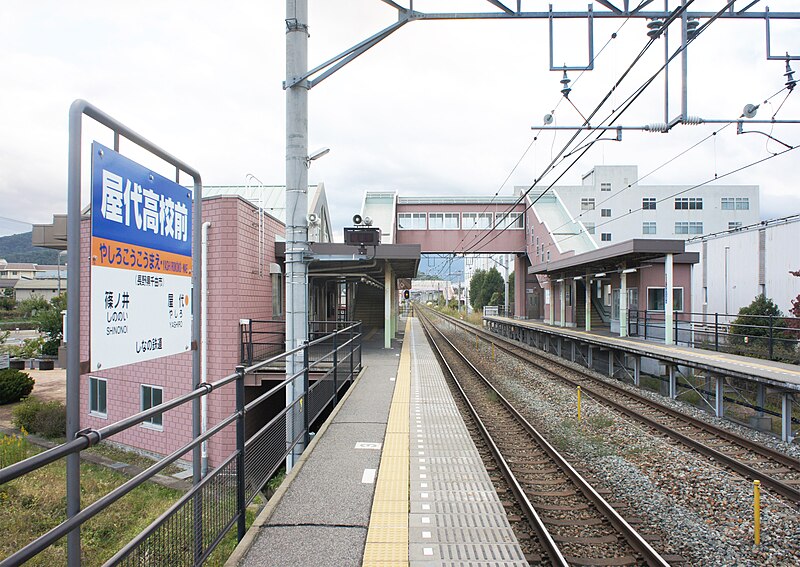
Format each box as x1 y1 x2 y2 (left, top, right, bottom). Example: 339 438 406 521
1 0 799 240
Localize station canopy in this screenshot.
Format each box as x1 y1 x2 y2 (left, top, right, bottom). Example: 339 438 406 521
275 242 420 281
529 239 697 279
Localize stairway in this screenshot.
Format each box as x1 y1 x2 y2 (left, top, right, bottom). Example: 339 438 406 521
575 283 606 329
352 282 385 331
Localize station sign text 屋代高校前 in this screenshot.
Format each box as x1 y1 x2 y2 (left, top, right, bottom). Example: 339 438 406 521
89 142 193 371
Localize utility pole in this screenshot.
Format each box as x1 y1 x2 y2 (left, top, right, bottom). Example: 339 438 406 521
285 0 310 470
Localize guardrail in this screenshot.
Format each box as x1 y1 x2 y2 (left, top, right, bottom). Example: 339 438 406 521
628 310 800 363
239 319 285 366
0 322 362 566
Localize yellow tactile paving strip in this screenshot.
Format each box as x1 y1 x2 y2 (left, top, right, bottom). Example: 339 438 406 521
363 318 411 567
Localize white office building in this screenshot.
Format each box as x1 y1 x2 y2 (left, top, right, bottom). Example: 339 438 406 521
518 165 760 245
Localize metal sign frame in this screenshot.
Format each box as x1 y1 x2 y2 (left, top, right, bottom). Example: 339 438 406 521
66 100 202 566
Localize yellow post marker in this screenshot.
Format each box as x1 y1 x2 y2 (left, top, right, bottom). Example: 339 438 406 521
476 334 479 350
492 342 495 361
577 386 582 421
754 480 761 545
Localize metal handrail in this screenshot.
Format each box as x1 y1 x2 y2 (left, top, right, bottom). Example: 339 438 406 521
0 321 363 566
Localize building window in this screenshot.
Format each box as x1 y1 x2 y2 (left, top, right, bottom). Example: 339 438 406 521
647 287 684 312
89 377 107 418
600 182 612 192
397 213 426 230
642 198 656 210
497 212 524 229
722 197 749 210
272 273 283 317
462 212 492 229
601 233 612 242
141 385 164 429
600 208 611 217
429 212 460 229
584 222 595 235
675 197 702 210
675 221 703 235
581 198 595 211
728 221 742 230
546 250 551 261
642 222 657 235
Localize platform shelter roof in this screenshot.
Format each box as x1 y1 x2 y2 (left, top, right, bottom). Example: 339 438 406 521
528 238 697 279
275 242 420 281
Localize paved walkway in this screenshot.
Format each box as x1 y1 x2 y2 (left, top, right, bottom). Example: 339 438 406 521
228 332 403 566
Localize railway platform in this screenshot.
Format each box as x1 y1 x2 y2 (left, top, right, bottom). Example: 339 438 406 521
227 317 525 566
485 315 800 441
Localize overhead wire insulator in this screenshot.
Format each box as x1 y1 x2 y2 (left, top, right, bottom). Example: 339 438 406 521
646 19 663 39
687 19 700 40
645 123 668 132
684 115 703 125
560 68 571 98
785 55 797 92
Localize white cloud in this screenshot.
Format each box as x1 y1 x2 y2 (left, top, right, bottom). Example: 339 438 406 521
1 0 799 240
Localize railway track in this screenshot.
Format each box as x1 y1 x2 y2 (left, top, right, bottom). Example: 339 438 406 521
418 310 672 567
425 307 800 506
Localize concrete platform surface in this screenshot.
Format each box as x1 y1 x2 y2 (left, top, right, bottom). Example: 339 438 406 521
229 334 402 567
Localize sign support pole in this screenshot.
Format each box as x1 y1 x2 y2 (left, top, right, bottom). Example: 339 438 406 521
66 99 83 567
66 101 202 566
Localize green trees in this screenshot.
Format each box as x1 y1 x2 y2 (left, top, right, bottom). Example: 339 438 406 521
469 267 506 311
729 294 797 362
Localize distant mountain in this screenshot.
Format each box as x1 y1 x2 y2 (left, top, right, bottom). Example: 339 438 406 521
0 232 59 264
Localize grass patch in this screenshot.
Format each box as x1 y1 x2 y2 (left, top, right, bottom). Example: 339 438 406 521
549 419 615 458
84 441 185 477
587 414 615 430
0 452 182 565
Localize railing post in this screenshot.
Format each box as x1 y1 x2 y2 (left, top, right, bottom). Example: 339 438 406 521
358 322 363 372
248 320 254 366
349 323 354 384
674 311 679 346
235 364 246 541
769 314 774 360
332 328 339 405
644 310 648 341
303 340 310 448
715 313 719 351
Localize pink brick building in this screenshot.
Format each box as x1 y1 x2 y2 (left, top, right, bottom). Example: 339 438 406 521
80 194 287 467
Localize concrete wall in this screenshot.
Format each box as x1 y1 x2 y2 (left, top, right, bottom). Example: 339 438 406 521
688 216 800 316
79 196 284 467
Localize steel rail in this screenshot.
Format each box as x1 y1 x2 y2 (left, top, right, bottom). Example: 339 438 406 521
429 307 800 505
419 311 670 567
419 315 568 567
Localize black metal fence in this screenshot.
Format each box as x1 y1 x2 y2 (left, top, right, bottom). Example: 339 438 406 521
0 322 362 566
239 319 285 366
628 310 800 363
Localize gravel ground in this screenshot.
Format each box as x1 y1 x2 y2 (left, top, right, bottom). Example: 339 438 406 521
442 320 800 567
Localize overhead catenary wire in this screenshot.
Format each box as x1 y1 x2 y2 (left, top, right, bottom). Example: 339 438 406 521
536 81 797 250
462 0 754 256
444 14 635 261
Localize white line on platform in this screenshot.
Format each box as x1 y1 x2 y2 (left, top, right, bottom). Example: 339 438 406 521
361 468 376 484
354 442 382 450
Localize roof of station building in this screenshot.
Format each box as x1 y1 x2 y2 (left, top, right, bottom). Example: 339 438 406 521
529 238 697 278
